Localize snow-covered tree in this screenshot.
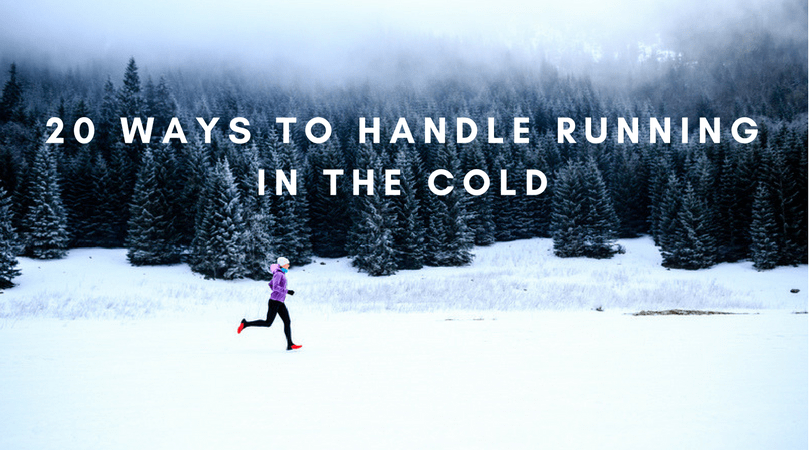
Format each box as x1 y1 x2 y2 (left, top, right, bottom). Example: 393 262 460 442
118 57 142 118
347 144 397 276
551 158 621 259
460 140 496 246
127 147 180 265
763 132 805 266
390 145 425 270
58 144 92 246
143 76 175 132
656 173 682 261
750 183 779 271
267 139 313 266
307 139 350 258
492 148 518 242
242 199 276 279
191 159 247 279
525 137 554 238
107 141 135 246
89 155 119 247
234 143 276 279
353 199 398 277
117 58 146 167
647 154 674 246
0 63 24 124
425 144 474 266
96 77 119 162
664 182 717 270
24 144 68 259
0 188 20 288
716 154 748 262
607 143 649 237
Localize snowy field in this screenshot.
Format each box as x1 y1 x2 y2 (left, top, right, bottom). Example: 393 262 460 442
0 237 807 449
0 237 806 319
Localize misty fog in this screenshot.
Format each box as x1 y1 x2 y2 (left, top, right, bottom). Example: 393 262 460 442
0 0 806 90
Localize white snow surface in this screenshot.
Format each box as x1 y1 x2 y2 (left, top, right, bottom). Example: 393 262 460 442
0 237 807 449
1 237 807 319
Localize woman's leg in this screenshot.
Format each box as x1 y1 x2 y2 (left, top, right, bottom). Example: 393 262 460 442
276 302 294 349
243 300 281 328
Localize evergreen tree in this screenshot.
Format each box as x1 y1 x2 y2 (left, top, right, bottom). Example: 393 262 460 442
460 140 496 245
10 161 32 241
126 147 180 265
551 158 621 258
0 63 24 124
118 57 143 118
60 99 90 157
143 76 157 121
236 143 276 279
778 129 808 265
118 58 146 167
656 173 682 258
0 141 18 196
422 176 448 259
242 195 276 279
608 144 649 237
685 149 719 245
306 139 350 257
144 76 176 133
96 77 119 162
344 144 397 275
0 188 20 288
763 135 802 266
662 182 717 270
59 145 96 247
88 155 119 247
24 144 69 259
267 139 313 266
716 154 746 261
191 159 247 279
525 136 554 237
344 142 373 259
581 157 621 244
647 154 674 246
107 141 134 246
789 129 808 264
390 145 425 270
175 139 211 246
750 183 779 271
351 150 397 276
551 162 581 257
426 144 474 266
157 143 187 248
509 145 535 240
491 148 518 241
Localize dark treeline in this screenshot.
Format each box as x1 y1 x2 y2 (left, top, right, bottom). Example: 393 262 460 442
0 26 806 284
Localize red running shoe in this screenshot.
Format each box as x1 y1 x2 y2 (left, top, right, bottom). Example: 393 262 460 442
237 319 246 334
288 344 302 350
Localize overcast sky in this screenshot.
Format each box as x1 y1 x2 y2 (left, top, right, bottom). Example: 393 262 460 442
0 0 804 80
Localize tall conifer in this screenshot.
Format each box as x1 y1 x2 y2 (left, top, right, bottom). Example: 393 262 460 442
24 144 68 259
0 188 20 288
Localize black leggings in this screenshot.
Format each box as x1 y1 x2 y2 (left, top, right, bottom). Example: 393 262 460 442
244 300 293 347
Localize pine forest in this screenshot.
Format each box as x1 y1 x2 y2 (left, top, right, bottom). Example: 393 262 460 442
0 24 806 284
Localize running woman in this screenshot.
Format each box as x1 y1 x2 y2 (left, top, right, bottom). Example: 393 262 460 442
237 257 302 350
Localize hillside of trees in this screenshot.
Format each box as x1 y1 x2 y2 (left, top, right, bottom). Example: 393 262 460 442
0 26 806 284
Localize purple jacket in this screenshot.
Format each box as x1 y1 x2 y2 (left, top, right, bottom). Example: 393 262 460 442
268 263 288 302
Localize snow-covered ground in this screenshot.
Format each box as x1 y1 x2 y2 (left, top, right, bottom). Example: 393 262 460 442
1 237 806 320
0 237 807 449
